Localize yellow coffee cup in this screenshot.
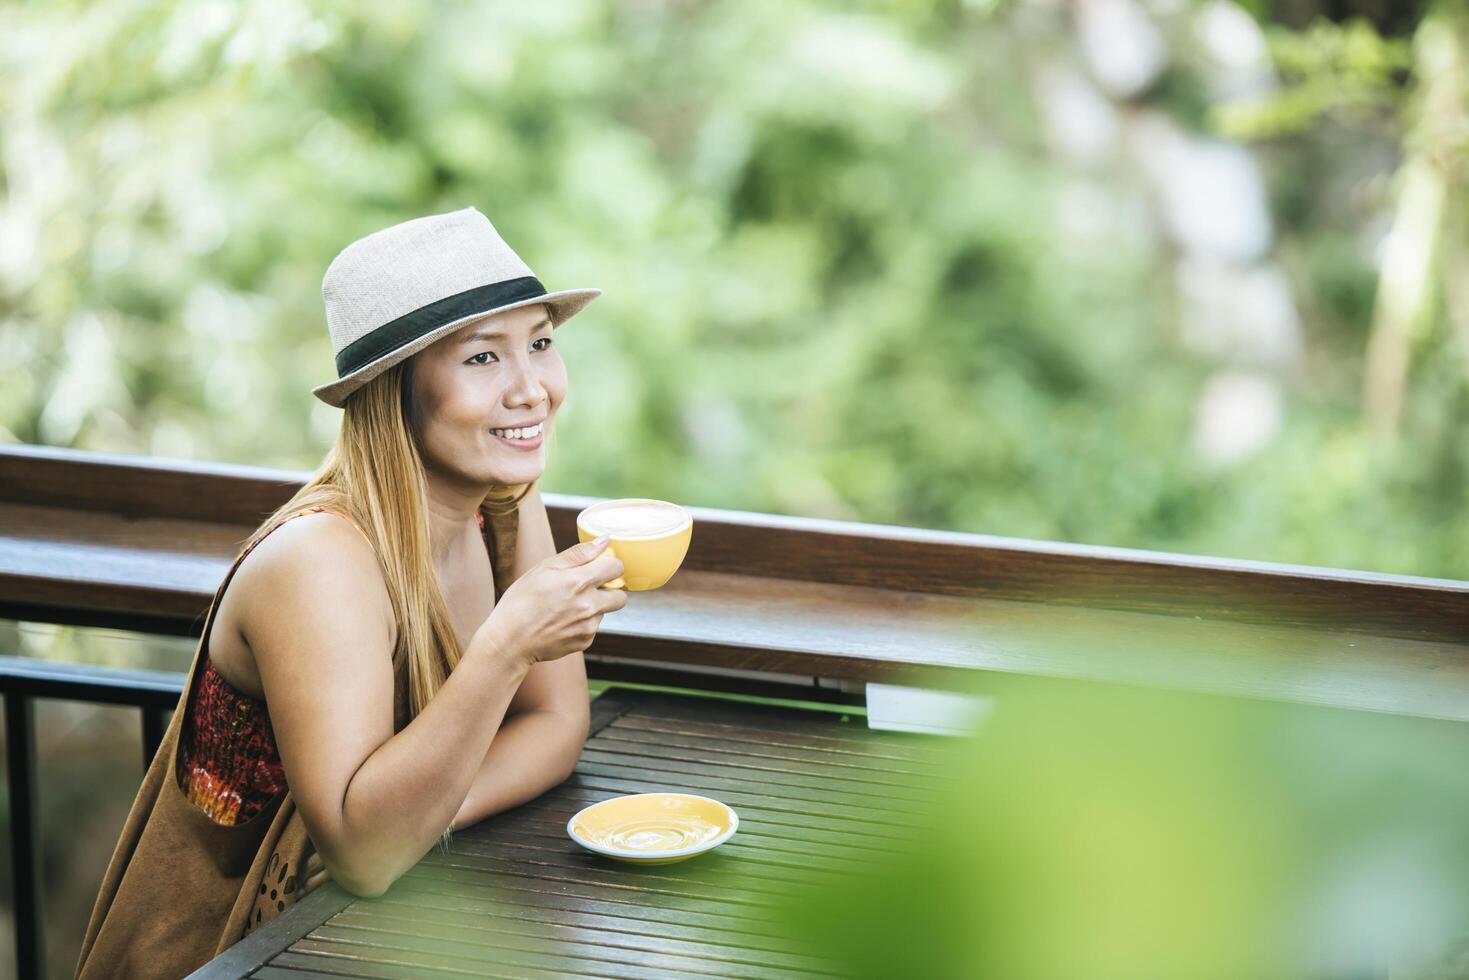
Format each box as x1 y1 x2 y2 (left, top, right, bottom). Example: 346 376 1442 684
576 498 693 591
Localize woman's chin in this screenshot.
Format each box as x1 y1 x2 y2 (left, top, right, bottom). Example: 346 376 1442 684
487 456 543 485
485 431 546 481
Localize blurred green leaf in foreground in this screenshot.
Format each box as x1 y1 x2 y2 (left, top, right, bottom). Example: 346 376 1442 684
777 675 1469 980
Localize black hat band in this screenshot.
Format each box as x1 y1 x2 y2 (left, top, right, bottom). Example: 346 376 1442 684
334 276 547 378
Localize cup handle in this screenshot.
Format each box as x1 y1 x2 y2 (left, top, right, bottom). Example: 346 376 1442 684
599 576 627 590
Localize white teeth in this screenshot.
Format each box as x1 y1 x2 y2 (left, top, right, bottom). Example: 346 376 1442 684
492 423 542 440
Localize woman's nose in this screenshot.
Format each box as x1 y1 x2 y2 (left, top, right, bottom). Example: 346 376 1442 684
501 359 549 405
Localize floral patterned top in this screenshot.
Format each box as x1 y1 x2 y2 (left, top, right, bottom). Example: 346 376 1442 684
176 505 456 827
177 656 287 825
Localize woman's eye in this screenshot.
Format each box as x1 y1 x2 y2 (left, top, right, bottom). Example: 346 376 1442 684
467 339 549 366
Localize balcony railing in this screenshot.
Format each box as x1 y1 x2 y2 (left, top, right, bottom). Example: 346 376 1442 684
0 656 183 979
3 441 1469 978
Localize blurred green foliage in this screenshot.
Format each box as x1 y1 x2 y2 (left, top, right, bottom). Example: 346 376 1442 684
777 675 1469 979
1215 18 1413 138
1 0 1467 583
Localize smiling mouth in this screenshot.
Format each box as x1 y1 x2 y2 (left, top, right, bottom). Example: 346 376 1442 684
490 420 545 449
490 421 544 439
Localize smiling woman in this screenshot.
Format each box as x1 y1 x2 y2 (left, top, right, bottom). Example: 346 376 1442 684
74 207 628 980
405 305 561 468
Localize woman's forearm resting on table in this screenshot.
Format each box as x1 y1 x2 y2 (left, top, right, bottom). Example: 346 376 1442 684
450 702 591 831
321 636 532 897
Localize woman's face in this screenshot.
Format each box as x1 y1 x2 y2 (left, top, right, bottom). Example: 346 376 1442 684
408 302 566 488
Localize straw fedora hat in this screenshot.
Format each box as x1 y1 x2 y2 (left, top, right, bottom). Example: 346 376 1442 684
312 206 602 407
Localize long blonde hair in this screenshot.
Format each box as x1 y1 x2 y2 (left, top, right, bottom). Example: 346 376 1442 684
239 357 533 722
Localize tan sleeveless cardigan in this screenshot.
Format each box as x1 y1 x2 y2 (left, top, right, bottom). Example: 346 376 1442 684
75 504 519 980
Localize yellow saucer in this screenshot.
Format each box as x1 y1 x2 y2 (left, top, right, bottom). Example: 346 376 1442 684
566 792 739 864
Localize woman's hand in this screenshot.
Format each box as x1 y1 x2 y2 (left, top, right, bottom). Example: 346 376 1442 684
245 511 605 898
478 536 627 665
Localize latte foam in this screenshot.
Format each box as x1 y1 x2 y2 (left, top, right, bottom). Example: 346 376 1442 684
580 500 689 538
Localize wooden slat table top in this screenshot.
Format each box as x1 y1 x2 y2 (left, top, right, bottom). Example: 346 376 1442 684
192 687 946 979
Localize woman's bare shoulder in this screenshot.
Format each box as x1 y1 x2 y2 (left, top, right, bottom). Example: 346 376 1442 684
232 511 398 654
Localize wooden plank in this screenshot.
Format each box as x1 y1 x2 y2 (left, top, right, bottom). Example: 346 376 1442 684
248 966 353 980
0 442 305 524
432 831 867 887
361 889 822 955
290 931 743 979
588 725 950 783
186 882 358 980
585 574 1469 719
411 850 783 912
391 864 777 926
7 444 1469 720
0 501 249 629
605 685 908 739
12 443 1469 646
587 690 636 735
573 747 936 812
331 904 838 974
578 736 945 791
548 491 1469 644
271 946 579 980
580 658 865 705
301 917 827 980
606 713 950 764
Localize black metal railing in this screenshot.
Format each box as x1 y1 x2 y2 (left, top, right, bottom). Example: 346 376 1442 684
0 655 184 980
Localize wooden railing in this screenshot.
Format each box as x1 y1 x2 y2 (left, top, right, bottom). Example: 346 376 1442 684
4 442 1469 717
4 441 1469 978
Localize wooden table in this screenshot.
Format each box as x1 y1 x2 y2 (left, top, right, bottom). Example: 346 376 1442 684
189 686 947 979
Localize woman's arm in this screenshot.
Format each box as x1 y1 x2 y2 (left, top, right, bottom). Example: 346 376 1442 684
449 704 587 830
451 481 592 829
242 513 534 897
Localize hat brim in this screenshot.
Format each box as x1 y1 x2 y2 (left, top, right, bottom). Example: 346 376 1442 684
312 287 602 408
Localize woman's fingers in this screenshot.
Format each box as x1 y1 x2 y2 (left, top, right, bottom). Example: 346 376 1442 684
302 851 332 892
581 552 624 590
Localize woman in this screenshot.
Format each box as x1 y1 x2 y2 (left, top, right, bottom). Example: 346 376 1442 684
76 207 628 979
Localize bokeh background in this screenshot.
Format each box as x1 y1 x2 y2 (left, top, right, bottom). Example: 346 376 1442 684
6 0 1469 576
4 0 1469 975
